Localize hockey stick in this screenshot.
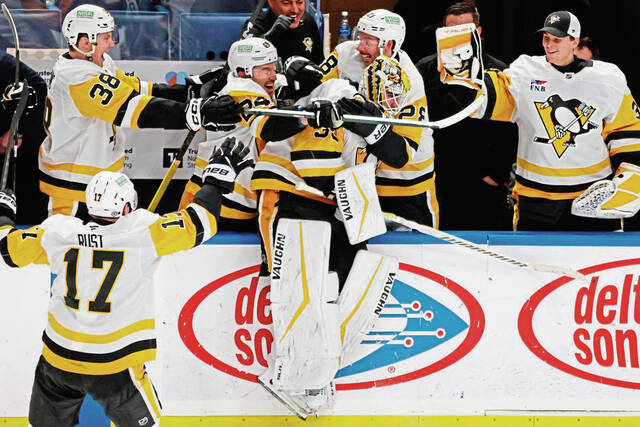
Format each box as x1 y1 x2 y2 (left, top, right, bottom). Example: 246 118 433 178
245 92 483 129
147 130 196 213
381 211 589 283
241 0 267 38
293 180 588 283
532 103 593 144
0 4 27 192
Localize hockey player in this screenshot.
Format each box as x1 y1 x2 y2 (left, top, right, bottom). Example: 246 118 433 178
252 72 400 418
0 139 250 426
40 4 243 218
457 11 640 230
179 37 280 231
312 9 438 227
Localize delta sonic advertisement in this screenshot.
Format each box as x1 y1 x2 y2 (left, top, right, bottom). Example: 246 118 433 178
154 238 640 416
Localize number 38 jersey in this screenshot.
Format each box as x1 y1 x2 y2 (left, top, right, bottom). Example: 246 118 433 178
0 202 216 375
40 53 156 202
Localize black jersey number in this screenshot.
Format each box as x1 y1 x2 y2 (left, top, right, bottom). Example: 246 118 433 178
89 74 121 106
319 54 338 76
63 248 124 313
398 105 426 121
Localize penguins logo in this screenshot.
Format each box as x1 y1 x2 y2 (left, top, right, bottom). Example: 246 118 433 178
303 37 313 52
533 94 598 158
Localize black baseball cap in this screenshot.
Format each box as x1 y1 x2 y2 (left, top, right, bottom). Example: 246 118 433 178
537 11 581 38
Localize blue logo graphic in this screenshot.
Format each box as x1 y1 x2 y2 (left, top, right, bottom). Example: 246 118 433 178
336 279 469 377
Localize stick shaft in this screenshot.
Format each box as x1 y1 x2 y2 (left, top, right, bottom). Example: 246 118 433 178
1 4 19 84
0 78 28 190
147 130 196 213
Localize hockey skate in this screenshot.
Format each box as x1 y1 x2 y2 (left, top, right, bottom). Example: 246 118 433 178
258 372 311 420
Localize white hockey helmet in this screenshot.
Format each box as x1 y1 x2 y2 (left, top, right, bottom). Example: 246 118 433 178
62 5 118 50
356 9 406 58
360 56 410 117
227 37 278 77
86 171 138 219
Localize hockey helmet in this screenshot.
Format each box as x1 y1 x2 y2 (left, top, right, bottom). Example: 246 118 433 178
360 56 410 117
356 9 406 58
62 5 118 48
86 171 138 219
227 38 279 77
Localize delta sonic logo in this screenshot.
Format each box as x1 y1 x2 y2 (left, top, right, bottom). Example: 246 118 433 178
519 258 640 389
179 263 484 389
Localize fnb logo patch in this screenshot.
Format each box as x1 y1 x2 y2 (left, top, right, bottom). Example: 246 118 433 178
530 80 547 91
519 258 640 389
179 263 484 389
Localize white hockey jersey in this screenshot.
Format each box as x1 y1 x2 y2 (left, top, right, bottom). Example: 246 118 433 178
320 41 436 197
181 75 275 221
40 52 153 202
0 202 217 375
477 55 640 199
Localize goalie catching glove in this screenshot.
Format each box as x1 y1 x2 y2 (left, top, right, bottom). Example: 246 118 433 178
203 137 252 193
185 94 242 132
305 98 343 129
436 23 483 90
337 96 391 145
571 162 640 219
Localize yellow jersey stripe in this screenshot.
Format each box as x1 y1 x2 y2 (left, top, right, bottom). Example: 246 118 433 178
40 155 125 176
42 345 157 376
48 313 155 344
517 156 610 177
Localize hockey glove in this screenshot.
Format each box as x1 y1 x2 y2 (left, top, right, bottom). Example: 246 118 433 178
185 66 225 101
305 98 343 129
436 23 483 90
0 189 17 224
337 97 391 145
2 82 37 115
185 95 242 132
284 56 323 98
203 137 251 193
264 15 294 38
571 162 640 219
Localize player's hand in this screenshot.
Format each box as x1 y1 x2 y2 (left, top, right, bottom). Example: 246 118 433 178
185 67 225 101
0 189 17 223
337 97 391 145
285 56 323 98
305 98 343 129
2 82 37 114
203 138 250 193
185 95 242 132
264 15 294 38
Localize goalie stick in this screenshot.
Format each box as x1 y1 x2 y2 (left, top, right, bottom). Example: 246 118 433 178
293 181 589 283
0 4 28 192
147 130 196 212
244 90 483 130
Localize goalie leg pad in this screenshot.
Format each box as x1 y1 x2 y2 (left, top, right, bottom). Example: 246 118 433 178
335 163 386 244
337 249 399 367
270 218 341 390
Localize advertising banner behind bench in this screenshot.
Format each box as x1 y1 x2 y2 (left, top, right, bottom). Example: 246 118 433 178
2 232 640 416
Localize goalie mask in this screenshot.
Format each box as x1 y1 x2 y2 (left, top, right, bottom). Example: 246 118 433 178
356 9 406 58
228 38 280 77
360 56 410 116
62 5 118 57
86 171 138 219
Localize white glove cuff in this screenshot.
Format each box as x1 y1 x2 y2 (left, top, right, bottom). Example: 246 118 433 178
204 163 235 184
364 123 391 145
185 98 202 131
